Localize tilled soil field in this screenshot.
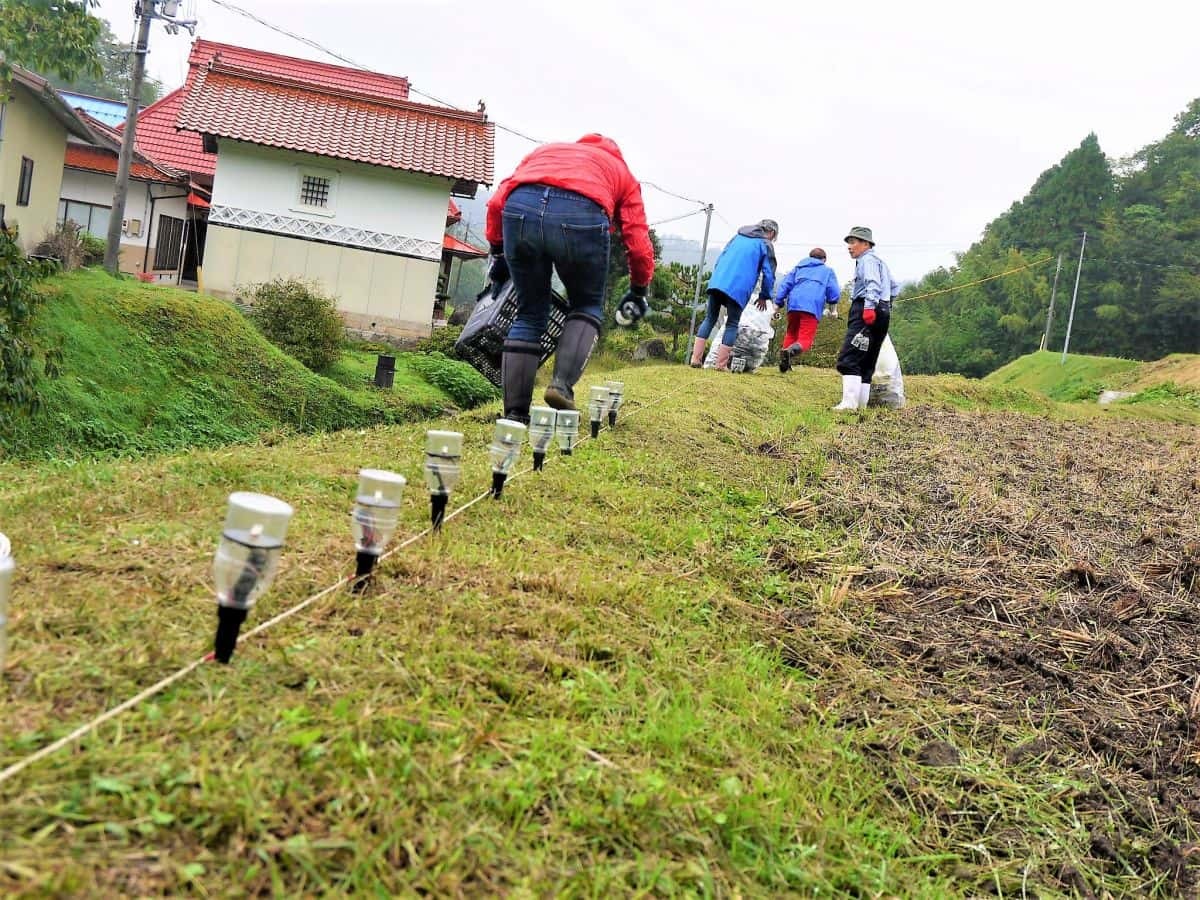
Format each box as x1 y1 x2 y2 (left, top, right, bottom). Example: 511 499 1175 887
772 405 1199 895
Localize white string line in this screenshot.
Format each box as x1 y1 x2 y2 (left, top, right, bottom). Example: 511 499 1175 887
0 380 687 787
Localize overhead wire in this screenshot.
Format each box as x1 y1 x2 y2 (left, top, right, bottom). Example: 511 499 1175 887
203 0 706 205
0 381 691 788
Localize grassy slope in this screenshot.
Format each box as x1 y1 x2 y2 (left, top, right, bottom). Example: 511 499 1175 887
6 364 1191 895
985 349 1200 422
1 271 452 459
984 350 1141 400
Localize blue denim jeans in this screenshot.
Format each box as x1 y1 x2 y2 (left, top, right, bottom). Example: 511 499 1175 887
697 289 743 346
502 185 611 343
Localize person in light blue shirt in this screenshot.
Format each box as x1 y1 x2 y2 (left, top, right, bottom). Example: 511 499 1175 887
834 226 899 409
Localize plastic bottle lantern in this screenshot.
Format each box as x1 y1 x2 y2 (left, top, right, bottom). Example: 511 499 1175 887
424 430 463 529
351 468 406 592
604 380 625 427
528 406 557 472
588 385 612 438
489 418 527 498
0 534 12 675
212 492 294 663
556 410 581 456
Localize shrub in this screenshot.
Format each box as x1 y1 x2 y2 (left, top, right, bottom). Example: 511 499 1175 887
407 351 498 408
247 277 345 371
80 232 106 267
0 230 57 424
33 221 85 271
412 324 463 356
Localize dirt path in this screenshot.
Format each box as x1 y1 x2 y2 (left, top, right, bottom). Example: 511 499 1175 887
777 405 1200 894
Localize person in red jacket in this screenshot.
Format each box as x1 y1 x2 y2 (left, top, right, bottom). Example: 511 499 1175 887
486 134 655 420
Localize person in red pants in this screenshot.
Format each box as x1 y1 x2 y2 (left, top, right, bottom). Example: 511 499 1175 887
770 248 841 372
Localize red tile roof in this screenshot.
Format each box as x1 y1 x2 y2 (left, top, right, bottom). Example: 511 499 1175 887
178 64 494 184
125 87 216 178
443 232 487 258
187 39 410 103
64 143 184 184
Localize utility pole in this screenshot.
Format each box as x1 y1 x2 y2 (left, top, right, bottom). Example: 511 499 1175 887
685 204 714 352
104 1 195 275
1060 232 1087 365
1041 252 1063 351
104 3 153 275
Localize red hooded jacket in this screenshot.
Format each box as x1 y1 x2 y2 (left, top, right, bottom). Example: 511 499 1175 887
486 134 655 288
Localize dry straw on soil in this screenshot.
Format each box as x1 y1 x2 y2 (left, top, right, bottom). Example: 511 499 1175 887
768 405 1200 895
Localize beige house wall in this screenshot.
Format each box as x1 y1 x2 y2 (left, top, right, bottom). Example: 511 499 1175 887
204 224 439 338
0 83 68 252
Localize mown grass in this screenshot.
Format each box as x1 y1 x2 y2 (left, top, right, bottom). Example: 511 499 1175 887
0 363 1189 895
1 271 454 460
983 349 1200 425
984 349 1142 401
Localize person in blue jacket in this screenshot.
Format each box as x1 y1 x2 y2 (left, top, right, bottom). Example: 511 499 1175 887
773 247 841 372
689 219 778 371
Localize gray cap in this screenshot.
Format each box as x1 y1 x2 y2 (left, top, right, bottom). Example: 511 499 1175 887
844 226 874 245
760 218 780 236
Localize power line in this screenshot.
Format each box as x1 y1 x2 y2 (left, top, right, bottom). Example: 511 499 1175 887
649 209 706 228
1083 255 1199 273
204 0 710 200
641 181 707 208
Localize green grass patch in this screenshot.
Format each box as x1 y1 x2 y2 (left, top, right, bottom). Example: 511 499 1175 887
0 271 463 460
0 364 1185 894
984 350 1141 401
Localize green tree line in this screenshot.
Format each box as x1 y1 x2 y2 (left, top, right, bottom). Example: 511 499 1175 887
892 101 1200 376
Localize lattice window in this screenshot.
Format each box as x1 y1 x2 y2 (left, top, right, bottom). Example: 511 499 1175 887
299 174 331 208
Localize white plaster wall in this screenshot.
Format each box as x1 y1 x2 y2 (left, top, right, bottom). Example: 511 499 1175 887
59 170 188 250
209 140 450 248
59 169 189 276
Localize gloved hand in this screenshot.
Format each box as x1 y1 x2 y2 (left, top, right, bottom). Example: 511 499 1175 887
614 285 648 327
863 307 877 326
487 245 509 289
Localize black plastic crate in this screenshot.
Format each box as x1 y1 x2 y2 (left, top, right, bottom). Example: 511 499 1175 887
454 281 569 387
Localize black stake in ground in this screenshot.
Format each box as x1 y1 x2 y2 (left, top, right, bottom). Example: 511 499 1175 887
431 493 449 530
352 550 377 593
213 546 265 663
590 420 601 439
533 450 546 471
491 471 508 498
213 605 247 663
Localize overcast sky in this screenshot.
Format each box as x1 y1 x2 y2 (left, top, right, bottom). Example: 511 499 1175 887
95 0 1200 283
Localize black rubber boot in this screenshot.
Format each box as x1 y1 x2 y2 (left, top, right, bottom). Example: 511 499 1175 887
501 340 541 425
545 316 599 411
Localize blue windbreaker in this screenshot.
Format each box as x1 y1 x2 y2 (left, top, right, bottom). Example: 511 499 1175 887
706 225 777 308
774 257 840 317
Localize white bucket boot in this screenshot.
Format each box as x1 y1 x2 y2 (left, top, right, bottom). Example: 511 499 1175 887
832 374 862 411
859 381 872 408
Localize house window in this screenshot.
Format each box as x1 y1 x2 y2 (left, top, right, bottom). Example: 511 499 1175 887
154 215 185 270
17 157 34 206
300 174 331 207
58 199 112 237
293 167 338 216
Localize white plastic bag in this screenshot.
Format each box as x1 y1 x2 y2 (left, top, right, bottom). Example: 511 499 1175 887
868 335 906 408
703 302 775 372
